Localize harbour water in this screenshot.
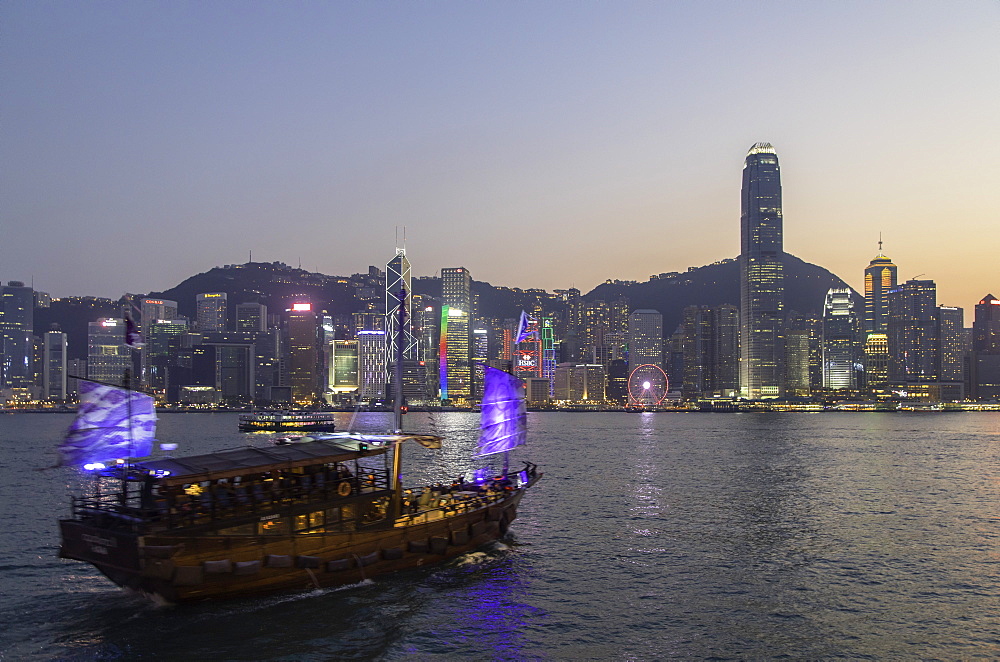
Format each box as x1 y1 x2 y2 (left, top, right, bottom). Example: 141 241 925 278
1 411 999 659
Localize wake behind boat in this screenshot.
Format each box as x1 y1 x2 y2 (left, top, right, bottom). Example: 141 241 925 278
57 297 540 603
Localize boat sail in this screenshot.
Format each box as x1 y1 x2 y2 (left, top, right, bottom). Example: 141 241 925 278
59 380 157 468
477 366 527 458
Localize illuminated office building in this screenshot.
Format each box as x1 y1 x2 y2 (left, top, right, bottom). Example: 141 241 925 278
0 281 34 389
146 319 189 389
236 302 268 334
141 298 178 327
87 318 131 385
358 330 387 401
286 303 318 405
886 279 938 383
681 304 739 398
822 288 860 389
973 294 1000 354
439 267 473 402
385 249 425 402
197 292 228 332
43 329 67 401
937 305 965 387
739 142 785 398
329 339 359 395
864 246 897 335
863 334 890 389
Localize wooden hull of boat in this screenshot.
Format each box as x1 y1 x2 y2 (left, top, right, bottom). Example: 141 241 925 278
60 489 526 603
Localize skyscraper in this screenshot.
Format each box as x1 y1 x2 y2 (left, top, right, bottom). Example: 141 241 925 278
0 281 34 390
627 309 663 375
43 329 67 401
286 302 318 406
385 249 425 402
197 293 228 332
87 318 130 385
439 268 472 402
822 288 860 389
887 279 938 383
236 302 268 334
739 143 784 398
864 245 897 335
681 304 739 398
973 294 1000 353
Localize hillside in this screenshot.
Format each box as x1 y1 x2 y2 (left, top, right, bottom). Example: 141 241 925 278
39 254 858 346
585 254 856 333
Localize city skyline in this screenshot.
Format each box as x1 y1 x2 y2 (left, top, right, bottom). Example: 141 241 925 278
3 2 998 310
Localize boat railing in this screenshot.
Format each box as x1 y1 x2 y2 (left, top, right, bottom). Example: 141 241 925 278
394 487 511 526
139 467 392 530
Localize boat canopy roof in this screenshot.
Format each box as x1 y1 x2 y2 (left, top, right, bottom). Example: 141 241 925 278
135 437 388 487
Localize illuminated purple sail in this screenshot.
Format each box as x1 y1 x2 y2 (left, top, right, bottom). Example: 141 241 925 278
477 366 527 457
60 381 157 467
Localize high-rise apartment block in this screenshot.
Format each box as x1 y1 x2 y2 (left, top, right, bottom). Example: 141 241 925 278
627 309 663 374
739 143 785 398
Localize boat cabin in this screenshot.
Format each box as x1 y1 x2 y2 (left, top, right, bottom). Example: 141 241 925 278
67 438 396 537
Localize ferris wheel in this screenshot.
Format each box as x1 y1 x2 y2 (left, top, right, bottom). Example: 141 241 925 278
627 364 669 407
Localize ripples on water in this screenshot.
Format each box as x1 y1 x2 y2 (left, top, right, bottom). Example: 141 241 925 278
1 411 999 659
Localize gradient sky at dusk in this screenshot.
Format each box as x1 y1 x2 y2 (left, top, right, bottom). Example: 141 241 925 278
3 2 998 317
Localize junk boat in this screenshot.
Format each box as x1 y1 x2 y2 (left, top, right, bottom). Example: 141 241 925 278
237 410 338 433
57 291 539 603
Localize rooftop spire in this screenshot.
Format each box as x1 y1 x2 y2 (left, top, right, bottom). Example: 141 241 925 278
747 142 775 156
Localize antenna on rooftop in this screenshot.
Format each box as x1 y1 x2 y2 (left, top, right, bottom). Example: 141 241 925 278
878 233 883 254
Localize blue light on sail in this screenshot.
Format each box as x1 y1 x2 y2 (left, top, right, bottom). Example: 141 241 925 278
477 366 526 457
60 381 157 467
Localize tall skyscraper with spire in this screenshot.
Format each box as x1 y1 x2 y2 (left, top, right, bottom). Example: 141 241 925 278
863 239 897 335
739 143 784 398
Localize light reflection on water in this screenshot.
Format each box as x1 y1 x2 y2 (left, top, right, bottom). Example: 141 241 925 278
2 411 1000 659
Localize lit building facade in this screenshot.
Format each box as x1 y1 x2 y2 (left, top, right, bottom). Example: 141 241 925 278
973 294 1000 354
87 318 131 385
681 304 739 399
887 279 938 383
553 363 606 402
286 303 318 405
358 330 387 401
439 267 473 402
43 330 67 401
864 248 897 335
141 298 178 328
236 302 268 334
0 281 34 390
739 142 785 398
439 306 471 401
822 288 860 390
627 309 663 374
936 305 965 386
197 292 228 332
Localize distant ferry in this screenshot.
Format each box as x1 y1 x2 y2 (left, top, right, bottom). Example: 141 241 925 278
238 411 338 433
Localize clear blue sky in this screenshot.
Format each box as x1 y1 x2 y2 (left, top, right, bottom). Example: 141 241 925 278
3 1 998 315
